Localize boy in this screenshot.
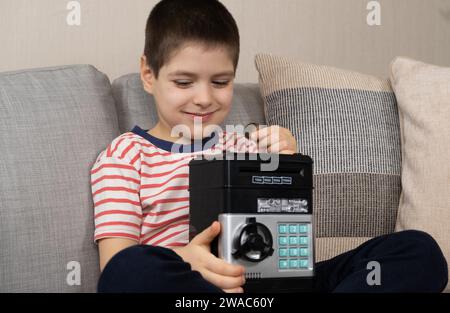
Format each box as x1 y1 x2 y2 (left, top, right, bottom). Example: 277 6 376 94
92 0 447 293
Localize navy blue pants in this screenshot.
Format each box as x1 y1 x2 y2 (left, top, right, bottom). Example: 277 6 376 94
97 230 448 293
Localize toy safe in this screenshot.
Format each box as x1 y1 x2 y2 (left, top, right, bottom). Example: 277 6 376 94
188 152 315 292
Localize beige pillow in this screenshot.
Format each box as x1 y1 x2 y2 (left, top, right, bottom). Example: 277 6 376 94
390 57 450 292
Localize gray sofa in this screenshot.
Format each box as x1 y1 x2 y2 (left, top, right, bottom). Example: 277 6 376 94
0 64 266 292
4 63 442 293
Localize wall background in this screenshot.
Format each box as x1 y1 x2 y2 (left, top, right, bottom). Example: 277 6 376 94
1 0 449 82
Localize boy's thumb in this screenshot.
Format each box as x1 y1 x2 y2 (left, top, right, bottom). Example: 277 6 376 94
191 221 220 245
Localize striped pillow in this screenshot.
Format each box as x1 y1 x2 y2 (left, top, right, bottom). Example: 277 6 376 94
255 53 401 260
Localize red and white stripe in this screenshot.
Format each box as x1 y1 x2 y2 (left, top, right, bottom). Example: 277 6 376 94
91 130 258 247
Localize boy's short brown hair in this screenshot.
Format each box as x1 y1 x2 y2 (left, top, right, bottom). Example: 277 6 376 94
144 0 240 79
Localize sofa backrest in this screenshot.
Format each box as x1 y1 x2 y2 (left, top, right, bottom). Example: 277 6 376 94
0 64 120 292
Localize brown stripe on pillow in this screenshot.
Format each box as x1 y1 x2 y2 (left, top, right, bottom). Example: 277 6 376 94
314 173 400 237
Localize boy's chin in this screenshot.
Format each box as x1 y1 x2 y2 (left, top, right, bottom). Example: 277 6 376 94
189 130 216 140
188 124 224 139
170 121 225 142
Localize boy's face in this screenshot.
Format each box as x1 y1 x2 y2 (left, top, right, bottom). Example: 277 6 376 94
140 42 235 142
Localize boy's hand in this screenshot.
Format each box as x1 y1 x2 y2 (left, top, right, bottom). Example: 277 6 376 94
249 125 297 154
172 221 246 293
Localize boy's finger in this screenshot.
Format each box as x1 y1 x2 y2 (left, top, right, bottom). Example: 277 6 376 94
205 256 245 277
257 134 279 150
249 126 272 142
253 127 282 147
223 287 244 293
279 149 296 155
202 270 245 290
245 123 260 140
190 221 220 246
267 140 288 153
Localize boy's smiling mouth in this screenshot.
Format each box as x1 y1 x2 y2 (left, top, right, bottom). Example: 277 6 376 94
182 110 218 122
182 109 217 115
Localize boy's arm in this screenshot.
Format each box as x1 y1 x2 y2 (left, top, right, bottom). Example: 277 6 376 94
91 136 144 272
98 238 138 272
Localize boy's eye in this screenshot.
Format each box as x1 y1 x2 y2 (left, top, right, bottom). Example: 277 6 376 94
174 81 192 87
173 80 230 87
213 81 230 86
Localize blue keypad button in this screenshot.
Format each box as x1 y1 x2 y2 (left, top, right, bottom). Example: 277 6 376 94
289 236 298 245
289 259 299 269
278 224 287 234
300 248 308 256
299 224 308 233
289 248 299 257
279 260 288 269
299 236 308 245
279 236 288 245
279 248 288 257
288 224 298 233
300 259 309 268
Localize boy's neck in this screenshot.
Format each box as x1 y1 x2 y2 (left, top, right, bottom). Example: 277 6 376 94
148 122 207 145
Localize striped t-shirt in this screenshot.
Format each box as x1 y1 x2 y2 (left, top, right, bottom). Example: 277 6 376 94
90 125 258 248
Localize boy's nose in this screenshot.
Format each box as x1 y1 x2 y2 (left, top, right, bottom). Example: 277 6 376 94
193 86 213 108
194 101 212 109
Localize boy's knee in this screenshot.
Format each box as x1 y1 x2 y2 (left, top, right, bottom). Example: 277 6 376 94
397 230 448 291
97 244 186 293
399 230 442 257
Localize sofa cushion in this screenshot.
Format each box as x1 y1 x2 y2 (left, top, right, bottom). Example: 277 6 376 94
111 73 266 133
0 64 119 292
255 53 402 259
390 57 450 292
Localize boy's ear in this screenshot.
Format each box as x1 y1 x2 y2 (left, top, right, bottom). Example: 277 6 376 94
140 55 154 94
